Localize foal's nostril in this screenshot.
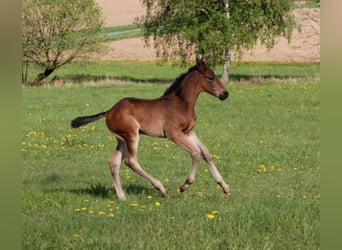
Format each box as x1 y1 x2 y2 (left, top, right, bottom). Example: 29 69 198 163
219 91 229 100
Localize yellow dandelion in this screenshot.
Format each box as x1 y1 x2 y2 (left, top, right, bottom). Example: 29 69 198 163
74 233 80 239
207 214 215 220
154 201 161 206
259 164 267 173
81 207 87 211
88 210 94 214
98 211 106 215
211 210 218 215
108 213 115 218
147 195 153 199
130 201 138 207
276 194 282 199
74 208 81 212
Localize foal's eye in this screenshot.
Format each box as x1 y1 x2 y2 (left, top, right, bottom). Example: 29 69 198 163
207 76 215 81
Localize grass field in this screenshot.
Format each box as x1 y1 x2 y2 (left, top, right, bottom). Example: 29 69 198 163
24 61 320 86
22 62 320 249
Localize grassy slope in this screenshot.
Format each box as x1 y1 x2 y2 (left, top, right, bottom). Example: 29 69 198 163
22 64 320 248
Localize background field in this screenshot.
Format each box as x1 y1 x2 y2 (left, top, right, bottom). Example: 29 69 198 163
94 1 320 63
22 62 320 249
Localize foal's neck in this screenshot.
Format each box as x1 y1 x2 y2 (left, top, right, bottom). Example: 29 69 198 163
179 71 202 110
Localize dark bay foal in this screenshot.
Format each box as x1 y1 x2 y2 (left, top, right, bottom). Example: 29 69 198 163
71 58 231 200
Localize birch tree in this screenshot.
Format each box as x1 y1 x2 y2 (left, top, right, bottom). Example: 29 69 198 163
137 0 296 82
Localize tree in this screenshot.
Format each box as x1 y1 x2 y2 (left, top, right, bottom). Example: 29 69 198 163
22 0 105 86
137 0 296 82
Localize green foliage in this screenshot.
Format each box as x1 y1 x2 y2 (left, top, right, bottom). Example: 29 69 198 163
22 0 105 84
22 79 319 249
137 0 296 65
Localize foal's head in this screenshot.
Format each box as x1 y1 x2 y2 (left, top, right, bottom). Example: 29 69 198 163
195 57 229 100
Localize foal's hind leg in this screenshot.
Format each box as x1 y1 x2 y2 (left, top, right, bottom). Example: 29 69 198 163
170 132 231 195
108 139 127 200
124 133 169 198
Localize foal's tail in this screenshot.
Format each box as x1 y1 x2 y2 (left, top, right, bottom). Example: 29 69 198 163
71 111 107 128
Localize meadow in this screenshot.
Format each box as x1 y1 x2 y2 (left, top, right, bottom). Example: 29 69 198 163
22 62 320 249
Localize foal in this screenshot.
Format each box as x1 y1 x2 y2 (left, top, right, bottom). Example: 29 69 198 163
71 58 231 200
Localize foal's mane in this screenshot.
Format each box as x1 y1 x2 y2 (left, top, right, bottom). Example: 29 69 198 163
162 65 197 97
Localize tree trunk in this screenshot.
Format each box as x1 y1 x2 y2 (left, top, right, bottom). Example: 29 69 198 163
221 48 230 83
32 68 54 86
22 61 28 85
221 0 230 84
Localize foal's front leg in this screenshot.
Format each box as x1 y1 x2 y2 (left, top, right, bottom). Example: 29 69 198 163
171 132 231 195
197 138 231 195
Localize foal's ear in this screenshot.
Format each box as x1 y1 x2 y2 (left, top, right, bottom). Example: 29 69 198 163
196 56 206 73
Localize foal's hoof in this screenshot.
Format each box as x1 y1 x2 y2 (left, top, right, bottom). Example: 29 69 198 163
179 186 186 193
224 191 232 196
162 191 169 198
224 189 232 196
179 183 191 192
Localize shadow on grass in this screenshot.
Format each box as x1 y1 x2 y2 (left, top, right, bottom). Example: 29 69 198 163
47 182 155 198
69 183 112 198
62 74 173 84
124 184 155 195
57 73 314 85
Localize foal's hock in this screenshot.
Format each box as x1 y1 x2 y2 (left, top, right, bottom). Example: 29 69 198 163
71 58 231 200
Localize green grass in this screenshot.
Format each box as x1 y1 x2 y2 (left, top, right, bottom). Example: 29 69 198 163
294 0 320 8
22 65 320 249
102 24 139 34
98 24 141 42
25 61 320 85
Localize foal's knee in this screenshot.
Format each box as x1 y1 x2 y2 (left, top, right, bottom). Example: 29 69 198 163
124 156 136 169
191 151 202 162
108 154 119 166
201 148 213 162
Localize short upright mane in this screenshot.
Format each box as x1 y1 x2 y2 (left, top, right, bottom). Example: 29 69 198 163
162 65 197 97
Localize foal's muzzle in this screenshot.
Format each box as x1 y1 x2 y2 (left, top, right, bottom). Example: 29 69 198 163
219 91 229 100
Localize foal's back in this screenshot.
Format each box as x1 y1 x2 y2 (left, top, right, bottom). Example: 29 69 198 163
105 96 174 138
